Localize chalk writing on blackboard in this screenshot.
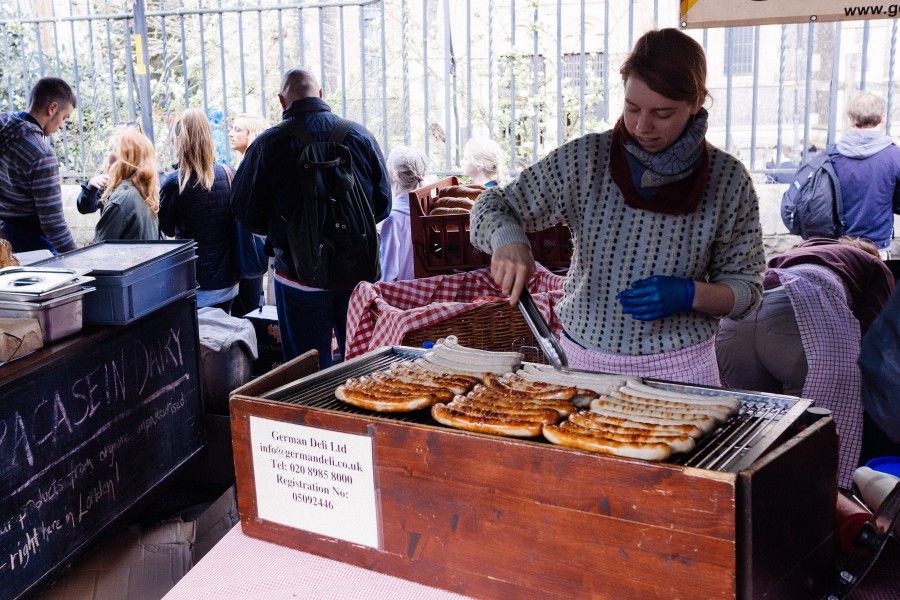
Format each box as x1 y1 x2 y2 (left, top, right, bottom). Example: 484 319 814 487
0 299 202 600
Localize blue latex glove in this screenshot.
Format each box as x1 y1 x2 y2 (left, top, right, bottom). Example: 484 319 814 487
617 276 695 321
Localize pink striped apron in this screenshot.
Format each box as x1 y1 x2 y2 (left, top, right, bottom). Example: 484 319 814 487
558 334 721 387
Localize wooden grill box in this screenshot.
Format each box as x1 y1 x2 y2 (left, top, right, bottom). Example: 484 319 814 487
230 350 838 600
409 177 573 278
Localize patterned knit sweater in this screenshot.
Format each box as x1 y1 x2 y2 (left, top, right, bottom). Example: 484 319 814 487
0 112 76 252
470 131 765 356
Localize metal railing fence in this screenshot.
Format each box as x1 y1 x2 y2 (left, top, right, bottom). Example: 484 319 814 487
0 1 897 181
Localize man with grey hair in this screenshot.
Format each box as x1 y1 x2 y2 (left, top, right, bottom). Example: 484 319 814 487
231 67 390 367
832 91 900 258
0 77 78 253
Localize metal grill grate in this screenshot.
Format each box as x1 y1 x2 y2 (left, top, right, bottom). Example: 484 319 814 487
262 347 810 473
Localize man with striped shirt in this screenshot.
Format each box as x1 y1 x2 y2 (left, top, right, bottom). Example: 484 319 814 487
0 77 77 254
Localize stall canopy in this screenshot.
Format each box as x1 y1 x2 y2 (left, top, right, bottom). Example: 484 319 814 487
680 0 898 28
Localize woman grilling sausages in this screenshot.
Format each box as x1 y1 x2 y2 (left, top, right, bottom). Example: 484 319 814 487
470 28 765 385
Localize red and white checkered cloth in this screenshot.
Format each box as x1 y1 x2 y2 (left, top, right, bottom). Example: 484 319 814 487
771 264 862 490
345 268 565 359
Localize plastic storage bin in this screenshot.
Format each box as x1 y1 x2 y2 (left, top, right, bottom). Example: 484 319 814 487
35 241 198 324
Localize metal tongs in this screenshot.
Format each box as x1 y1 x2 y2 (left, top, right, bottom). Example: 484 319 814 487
517 288 568 370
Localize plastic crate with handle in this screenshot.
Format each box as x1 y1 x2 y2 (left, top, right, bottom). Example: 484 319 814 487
409 176 573 278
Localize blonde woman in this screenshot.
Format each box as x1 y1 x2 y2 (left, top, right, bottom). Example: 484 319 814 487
461 136 505 187
229 113 269 160
94 127 160 242
160 108 239 311
228 112 270 314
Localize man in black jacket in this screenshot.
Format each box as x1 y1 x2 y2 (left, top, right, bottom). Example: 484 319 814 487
231 67 391 367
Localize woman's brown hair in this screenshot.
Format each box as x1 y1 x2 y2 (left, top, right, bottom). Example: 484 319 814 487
838 236 881 258
101 127 160 215
174 108 216 193
619 28 708 106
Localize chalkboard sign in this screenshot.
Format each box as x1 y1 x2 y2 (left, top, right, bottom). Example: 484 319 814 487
0 297 203 600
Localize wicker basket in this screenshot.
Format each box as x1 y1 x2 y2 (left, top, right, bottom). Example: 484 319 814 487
370 300 547 363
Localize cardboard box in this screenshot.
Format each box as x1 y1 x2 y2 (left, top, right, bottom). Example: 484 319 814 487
38 487 239 600
243 304 281 376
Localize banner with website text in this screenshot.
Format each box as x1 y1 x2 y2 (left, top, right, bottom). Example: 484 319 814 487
680 0 899 28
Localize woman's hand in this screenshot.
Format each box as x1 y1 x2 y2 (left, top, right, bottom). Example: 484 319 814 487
491 242 535 305
88 174 109 190
618 276 695 320
618 277 736 320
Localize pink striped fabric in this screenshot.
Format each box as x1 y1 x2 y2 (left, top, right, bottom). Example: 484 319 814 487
558 334 721 386
770 264 862 490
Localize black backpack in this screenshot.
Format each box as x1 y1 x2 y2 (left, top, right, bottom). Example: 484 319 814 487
277 118 380 290
780 145 846 239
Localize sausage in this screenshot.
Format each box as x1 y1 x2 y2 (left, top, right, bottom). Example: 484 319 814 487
362 374 455 403
542 424 672 461
431 343 520 372
609 391 733 422
438 336 524 362
559 420 695 454
467 386 574 416
517 365 637 395
622 381 742 412
499 373 581 397
432 197 475 210
437 184 485 200
335 385 435 412
568 409 703 438
431 403 544 437
419 353 506 376
483 372 576 400
429 207 470 216
389 362 481 392
590 397 716 426
446 400 560 424
588 399 716 434
450 397 562 423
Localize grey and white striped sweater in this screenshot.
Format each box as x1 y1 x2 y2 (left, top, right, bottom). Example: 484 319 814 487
0 112 76 253
470 130 765 356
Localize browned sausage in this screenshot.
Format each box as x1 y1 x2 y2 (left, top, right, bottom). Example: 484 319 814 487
335 385 435 412
542 424 672 460
431 403 544 437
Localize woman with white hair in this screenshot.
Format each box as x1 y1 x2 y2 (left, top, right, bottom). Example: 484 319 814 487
832 91 900 258
462 137 505 187
379 146 428 281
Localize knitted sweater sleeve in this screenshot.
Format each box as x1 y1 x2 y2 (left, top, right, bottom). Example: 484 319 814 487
29 153 76 252
470 138 579 253
709 171 765 318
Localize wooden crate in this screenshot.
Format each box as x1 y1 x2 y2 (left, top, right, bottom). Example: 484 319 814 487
409 177 573 278
229 354 838 600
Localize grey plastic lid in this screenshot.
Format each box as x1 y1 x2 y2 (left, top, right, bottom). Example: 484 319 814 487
34 240 196 275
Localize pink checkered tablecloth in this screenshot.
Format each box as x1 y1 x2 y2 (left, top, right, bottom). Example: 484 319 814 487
163 525 469 600
345 267 565 359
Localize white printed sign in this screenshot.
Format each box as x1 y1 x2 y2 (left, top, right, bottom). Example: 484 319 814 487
680 0 898 28
249 416 379 548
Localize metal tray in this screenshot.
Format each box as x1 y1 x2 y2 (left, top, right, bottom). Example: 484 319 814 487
0 267 91 301
0 273 95 302
0 286 95 342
